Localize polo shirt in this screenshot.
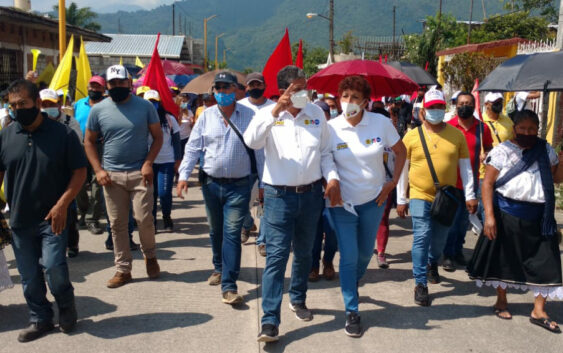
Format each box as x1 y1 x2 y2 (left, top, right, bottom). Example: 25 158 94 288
0 115 87 228
328 112 400 205
402 124 469 203
447 116 493 187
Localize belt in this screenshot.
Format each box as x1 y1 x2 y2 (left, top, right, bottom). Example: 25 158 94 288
268 179 322 193
208 175 248 184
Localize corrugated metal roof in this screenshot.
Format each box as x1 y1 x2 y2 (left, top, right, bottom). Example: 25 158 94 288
85 34 185 58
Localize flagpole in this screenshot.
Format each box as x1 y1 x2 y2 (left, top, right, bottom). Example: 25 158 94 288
59 0 66 62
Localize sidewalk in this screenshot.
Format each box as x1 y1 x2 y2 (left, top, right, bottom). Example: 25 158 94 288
1 175 562 353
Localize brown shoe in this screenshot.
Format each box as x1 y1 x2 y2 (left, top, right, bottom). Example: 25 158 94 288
322 260 335 281
222 290 244 305
208 272 222 286
107 272 132 288
145 257 160 279
258 244 266 257
308 268 320 282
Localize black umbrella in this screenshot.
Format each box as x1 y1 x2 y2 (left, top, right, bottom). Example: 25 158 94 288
387 61 438 86
478 51 563 92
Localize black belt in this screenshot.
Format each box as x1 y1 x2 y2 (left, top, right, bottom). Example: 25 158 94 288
268 179 322 193
208 175 248 184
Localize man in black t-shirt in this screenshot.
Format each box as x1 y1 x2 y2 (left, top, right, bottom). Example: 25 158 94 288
0 80 87 343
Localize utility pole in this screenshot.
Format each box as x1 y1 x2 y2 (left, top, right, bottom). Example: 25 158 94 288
329 0 334 63
481 0 487 19
172 3 175 35
58 0 66 61
392 6 396 60
179 15 182 35
467 0 474 44
557 0 563 50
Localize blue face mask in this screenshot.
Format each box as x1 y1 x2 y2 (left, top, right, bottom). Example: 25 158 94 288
424 109 445 125
214 92 236 107
180 102 188 110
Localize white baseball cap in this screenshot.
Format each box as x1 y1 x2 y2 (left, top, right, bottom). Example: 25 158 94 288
39 89 59 103
484 92 504 103
451 90 461 101
423 89 446 108
106 65 130 81
143 90 160 102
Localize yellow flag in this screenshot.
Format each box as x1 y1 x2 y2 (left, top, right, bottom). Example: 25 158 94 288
135 56 145 68
37 62 56 85
31 49 41 72
49 35 74 92
75 36 92 101
119 56 123 65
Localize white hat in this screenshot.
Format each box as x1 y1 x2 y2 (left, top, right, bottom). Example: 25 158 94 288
423 89 446 108
143 90 160 102
39 89 59 103
106 65 130 81
451 90 461 101
484 92 503 103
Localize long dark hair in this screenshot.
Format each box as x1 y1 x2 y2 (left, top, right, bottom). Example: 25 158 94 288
155 103 171 133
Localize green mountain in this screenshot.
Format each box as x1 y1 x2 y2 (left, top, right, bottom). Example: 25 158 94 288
94 0 509 70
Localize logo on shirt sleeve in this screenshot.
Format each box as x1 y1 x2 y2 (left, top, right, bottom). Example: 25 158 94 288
274 120 285 126
336 142 348 150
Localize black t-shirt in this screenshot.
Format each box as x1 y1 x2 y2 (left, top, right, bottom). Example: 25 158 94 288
0 115 87 228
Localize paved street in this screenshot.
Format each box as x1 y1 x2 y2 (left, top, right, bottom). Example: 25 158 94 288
1 172 562 353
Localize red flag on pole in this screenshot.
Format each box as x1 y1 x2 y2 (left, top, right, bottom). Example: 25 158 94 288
471 78 483 121
143 33 179 117
424 61 429 71
262 28 293 98
295 39 304 69
384 54 388 63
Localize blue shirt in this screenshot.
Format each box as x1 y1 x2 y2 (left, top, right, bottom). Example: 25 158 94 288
74 97 92 136
179 103 264 180
87 95 160 171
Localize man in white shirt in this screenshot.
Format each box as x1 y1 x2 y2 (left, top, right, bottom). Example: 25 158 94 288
244 66 341 342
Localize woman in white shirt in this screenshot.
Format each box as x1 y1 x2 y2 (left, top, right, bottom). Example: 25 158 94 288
327 76 406 337
144 90 182 232
468 109 563 333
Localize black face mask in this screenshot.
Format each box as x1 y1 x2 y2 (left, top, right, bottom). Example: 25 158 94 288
457 105 475 119
88 90 104 101
515 133 538 149
248 88 265 99
15 106 40 126
108 87 130 103
491 102 503 114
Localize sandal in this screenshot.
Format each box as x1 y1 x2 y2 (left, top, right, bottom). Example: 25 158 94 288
529 316 561 333
493 306 512 320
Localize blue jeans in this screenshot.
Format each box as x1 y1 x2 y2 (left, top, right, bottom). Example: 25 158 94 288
329 200 385 314
410 199 452 286
201 177 251 292
256 223 266 246
261 183 323 327
153 162 176 222
105 204 135 247
11 221 74 323
242 175 259 231
311 207 338 270
443 198 469 257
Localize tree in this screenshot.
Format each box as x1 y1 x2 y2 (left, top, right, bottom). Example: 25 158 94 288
470 11 550 42
503 0 558 22
292 41 328 76
337 31 357 54
52 2 101 32
441 52 503 91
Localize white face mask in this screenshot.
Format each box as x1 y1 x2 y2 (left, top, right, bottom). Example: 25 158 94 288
424 109 446 124
290 90 309 109
341 101 362 119
41 107 60 119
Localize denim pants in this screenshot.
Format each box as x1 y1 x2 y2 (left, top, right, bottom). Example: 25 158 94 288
410 199 452 286
201 177 251 293
242 175 259 231
311 207 338 270
261 183 323 327
329 199 385 314
443 198 469 257
11 221 74 323
153 162 176 222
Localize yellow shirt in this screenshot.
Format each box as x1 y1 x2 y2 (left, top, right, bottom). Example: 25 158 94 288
194 106 206 124
403 124 469 203
479 111 514 178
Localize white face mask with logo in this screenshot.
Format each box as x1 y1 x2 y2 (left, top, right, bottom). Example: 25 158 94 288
290 90 309 109
341 101 363 119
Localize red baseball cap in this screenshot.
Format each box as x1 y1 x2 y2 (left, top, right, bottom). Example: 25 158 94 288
89 75 106 87
423 89 446 108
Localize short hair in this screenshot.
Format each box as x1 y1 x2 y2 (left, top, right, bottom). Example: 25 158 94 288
338 76 371 100
8 79 39 101
277 65 306 90
513 109 539 128
456 91 475 105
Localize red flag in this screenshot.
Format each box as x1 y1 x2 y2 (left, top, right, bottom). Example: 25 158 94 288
143 33 179 117
262 28 293 98
379 55 382 63
424 61 429 71
472 78 483 121
295 39 304 69
384 54 388 63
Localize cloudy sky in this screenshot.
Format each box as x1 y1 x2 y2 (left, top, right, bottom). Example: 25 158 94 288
0 0 173 12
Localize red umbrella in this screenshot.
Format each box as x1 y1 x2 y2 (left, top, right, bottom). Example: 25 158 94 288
139 59 194 76
307 59 419 98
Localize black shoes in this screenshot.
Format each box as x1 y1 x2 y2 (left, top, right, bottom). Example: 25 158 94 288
345 312 363 337
442 256 456 272
414 283 430 307
105 239 138 251
17 322 55 343
454 252 467 266
87 221 104 235
59 301 77 333
67 248 79 258
288 302 313 321
257 323 279 342
163 216 174 232
427 263 441 284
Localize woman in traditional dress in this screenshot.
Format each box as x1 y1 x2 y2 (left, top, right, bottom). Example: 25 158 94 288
467 109 563 333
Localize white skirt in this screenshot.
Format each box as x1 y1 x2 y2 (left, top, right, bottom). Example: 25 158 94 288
0 249 13 292
476 280 563 300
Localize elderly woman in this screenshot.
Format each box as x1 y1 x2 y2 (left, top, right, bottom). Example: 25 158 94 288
468 110 563 333
327 76 406 337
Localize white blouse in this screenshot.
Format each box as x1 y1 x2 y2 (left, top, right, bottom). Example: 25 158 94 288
486 140 558 203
